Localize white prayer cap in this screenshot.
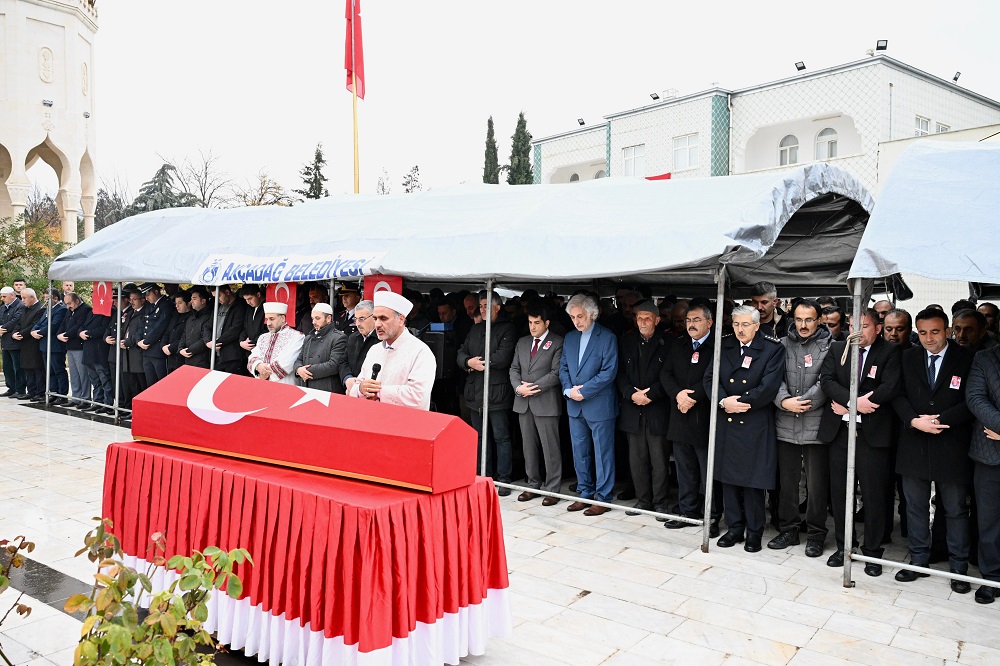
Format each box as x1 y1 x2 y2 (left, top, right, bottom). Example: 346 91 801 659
263 302 288 315
374 290 413 316
0 287 13 295
312 302 333 316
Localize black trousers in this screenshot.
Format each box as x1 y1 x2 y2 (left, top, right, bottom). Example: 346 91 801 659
722 483 766 537
776 440 830 541
626 415 670 508
674 439 721 519
975 462 1000 583
143 356 168 387
829 425 891 555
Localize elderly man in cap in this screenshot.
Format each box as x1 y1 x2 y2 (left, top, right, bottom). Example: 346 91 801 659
248 301 304 384
348 290 436 410
294 302 348 393
335 282 362 334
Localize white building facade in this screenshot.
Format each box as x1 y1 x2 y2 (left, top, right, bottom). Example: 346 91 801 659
0 0 98 241
532 56 1000 194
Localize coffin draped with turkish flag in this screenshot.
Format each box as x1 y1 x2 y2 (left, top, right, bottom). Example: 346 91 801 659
131 366 477 493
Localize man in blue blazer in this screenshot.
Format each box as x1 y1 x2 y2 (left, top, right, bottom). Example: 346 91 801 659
560 293 619 515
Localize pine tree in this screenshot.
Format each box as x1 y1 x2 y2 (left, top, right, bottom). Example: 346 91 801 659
402 165 422 193
483 116 500 184
125 164 200 216
293 143 330 200
506 111 534 185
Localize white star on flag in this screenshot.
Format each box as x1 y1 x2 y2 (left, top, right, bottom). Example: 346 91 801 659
290 386 332 409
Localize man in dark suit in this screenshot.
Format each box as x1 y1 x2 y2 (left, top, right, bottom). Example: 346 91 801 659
137 283 171 386
340 299 379 395
892 308 974 593
510 300 564 504
708 305 785 552
660 302 719 533
238 284 267 359
967 334 1000 603
458 291 517 495
819 308 902 574
616 301 672 517
560 293 619 515
211 285 249 375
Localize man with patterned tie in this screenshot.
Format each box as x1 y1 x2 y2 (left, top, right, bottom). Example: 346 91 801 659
510 300 564 504
248 302 304 385
819 308 902 574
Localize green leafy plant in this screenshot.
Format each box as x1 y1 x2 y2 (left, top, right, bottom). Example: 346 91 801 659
0 536 35 666
66 518 252 665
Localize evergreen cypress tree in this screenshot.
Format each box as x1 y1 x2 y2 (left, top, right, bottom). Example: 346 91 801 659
294 143 330 199
483 116 500 184
506 111 534 185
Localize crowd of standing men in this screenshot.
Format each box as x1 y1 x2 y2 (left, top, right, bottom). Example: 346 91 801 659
4 277 1000 603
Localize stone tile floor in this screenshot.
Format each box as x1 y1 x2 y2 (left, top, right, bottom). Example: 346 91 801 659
0 399 997 665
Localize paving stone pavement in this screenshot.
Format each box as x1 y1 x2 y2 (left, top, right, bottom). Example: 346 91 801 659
1 400 997 665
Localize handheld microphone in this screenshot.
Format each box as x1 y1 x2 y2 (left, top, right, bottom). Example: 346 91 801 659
371 363 382 381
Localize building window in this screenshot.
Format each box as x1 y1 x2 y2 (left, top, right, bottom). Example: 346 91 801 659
623 144 645 177
569 173 580 182
594 170 606 179
936 122 951 133
778 135 798 166
815 128 838 160
673 134 699 170
915 116 930 136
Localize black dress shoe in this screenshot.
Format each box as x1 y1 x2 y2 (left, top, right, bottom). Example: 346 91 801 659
625 502 653 516
716 530 745 548
895 567 930 582
709 519 720 538
663 517 694 530
496 486 511 497
975 585 998 604
653 504 671 522
767 530 800 550
864 562 883 577
13 393 28 400
827 550 845 567
1 390 14 397
568 483 578 493
616 487 636 501
804 540 824 558
950 570 971 594
744 534 762 553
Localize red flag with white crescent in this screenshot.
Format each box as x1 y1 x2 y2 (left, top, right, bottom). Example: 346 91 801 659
266 282 297 328
92 281 113 316
345 0 365 99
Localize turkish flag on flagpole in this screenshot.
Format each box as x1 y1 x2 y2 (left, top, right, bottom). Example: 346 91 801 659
345 0 365 99
266 282 297 329
92 281 114 316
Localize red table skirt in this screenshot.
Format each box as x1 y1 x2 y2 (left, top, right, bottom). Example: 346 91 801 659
102 441 510 658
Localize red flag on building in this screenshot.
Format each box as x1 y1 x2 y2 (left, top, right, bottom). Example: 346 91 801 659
266 282 297 329
345 0 365 99
92 281 113 316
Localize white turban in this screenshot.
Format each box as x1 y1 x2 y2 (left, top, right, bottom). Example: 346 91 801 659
263 302 288 315
374 290 413 316
312 303 334 316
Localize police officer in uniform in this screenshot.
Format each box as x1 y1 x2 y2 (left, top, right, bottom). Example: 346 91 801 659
707 304 786 553
137 283 171 386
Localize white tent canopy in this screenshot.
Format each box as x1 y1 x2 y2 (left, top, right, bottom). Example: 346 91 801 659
51 163 874 292
850 141 1000 284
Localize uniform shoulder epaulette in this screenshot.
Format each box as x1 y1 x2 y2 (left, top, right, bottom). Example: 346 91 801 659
763 333 782 344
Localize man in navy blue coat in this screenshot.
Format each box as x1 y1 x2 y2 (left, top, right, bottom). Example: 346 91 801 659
560 293 619 515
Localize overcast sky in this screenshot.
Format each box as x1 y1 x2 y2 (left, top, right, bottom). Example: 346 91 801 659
36 0 1000 199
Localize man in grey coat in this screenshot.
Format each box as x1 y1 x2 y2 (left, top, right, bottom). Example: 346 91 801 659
294 303 348 394
510 300 564 504
769 299 832 556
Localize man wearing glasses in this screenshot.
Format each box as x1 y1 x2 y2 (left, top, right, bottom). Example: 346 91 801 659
769 299 833 557
708 305 786 552
340 300 379 395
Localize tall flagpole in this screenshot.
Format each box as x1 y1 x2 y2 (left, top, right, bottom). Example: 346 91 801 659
351 0 359 194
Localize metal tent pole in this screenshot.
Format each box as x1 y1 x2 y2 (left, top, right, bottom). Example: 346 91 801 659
113 283 122 424
702 265 726 552
210 286 220 371
481 280 493 476
842 278 864 587
44 280 52 407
